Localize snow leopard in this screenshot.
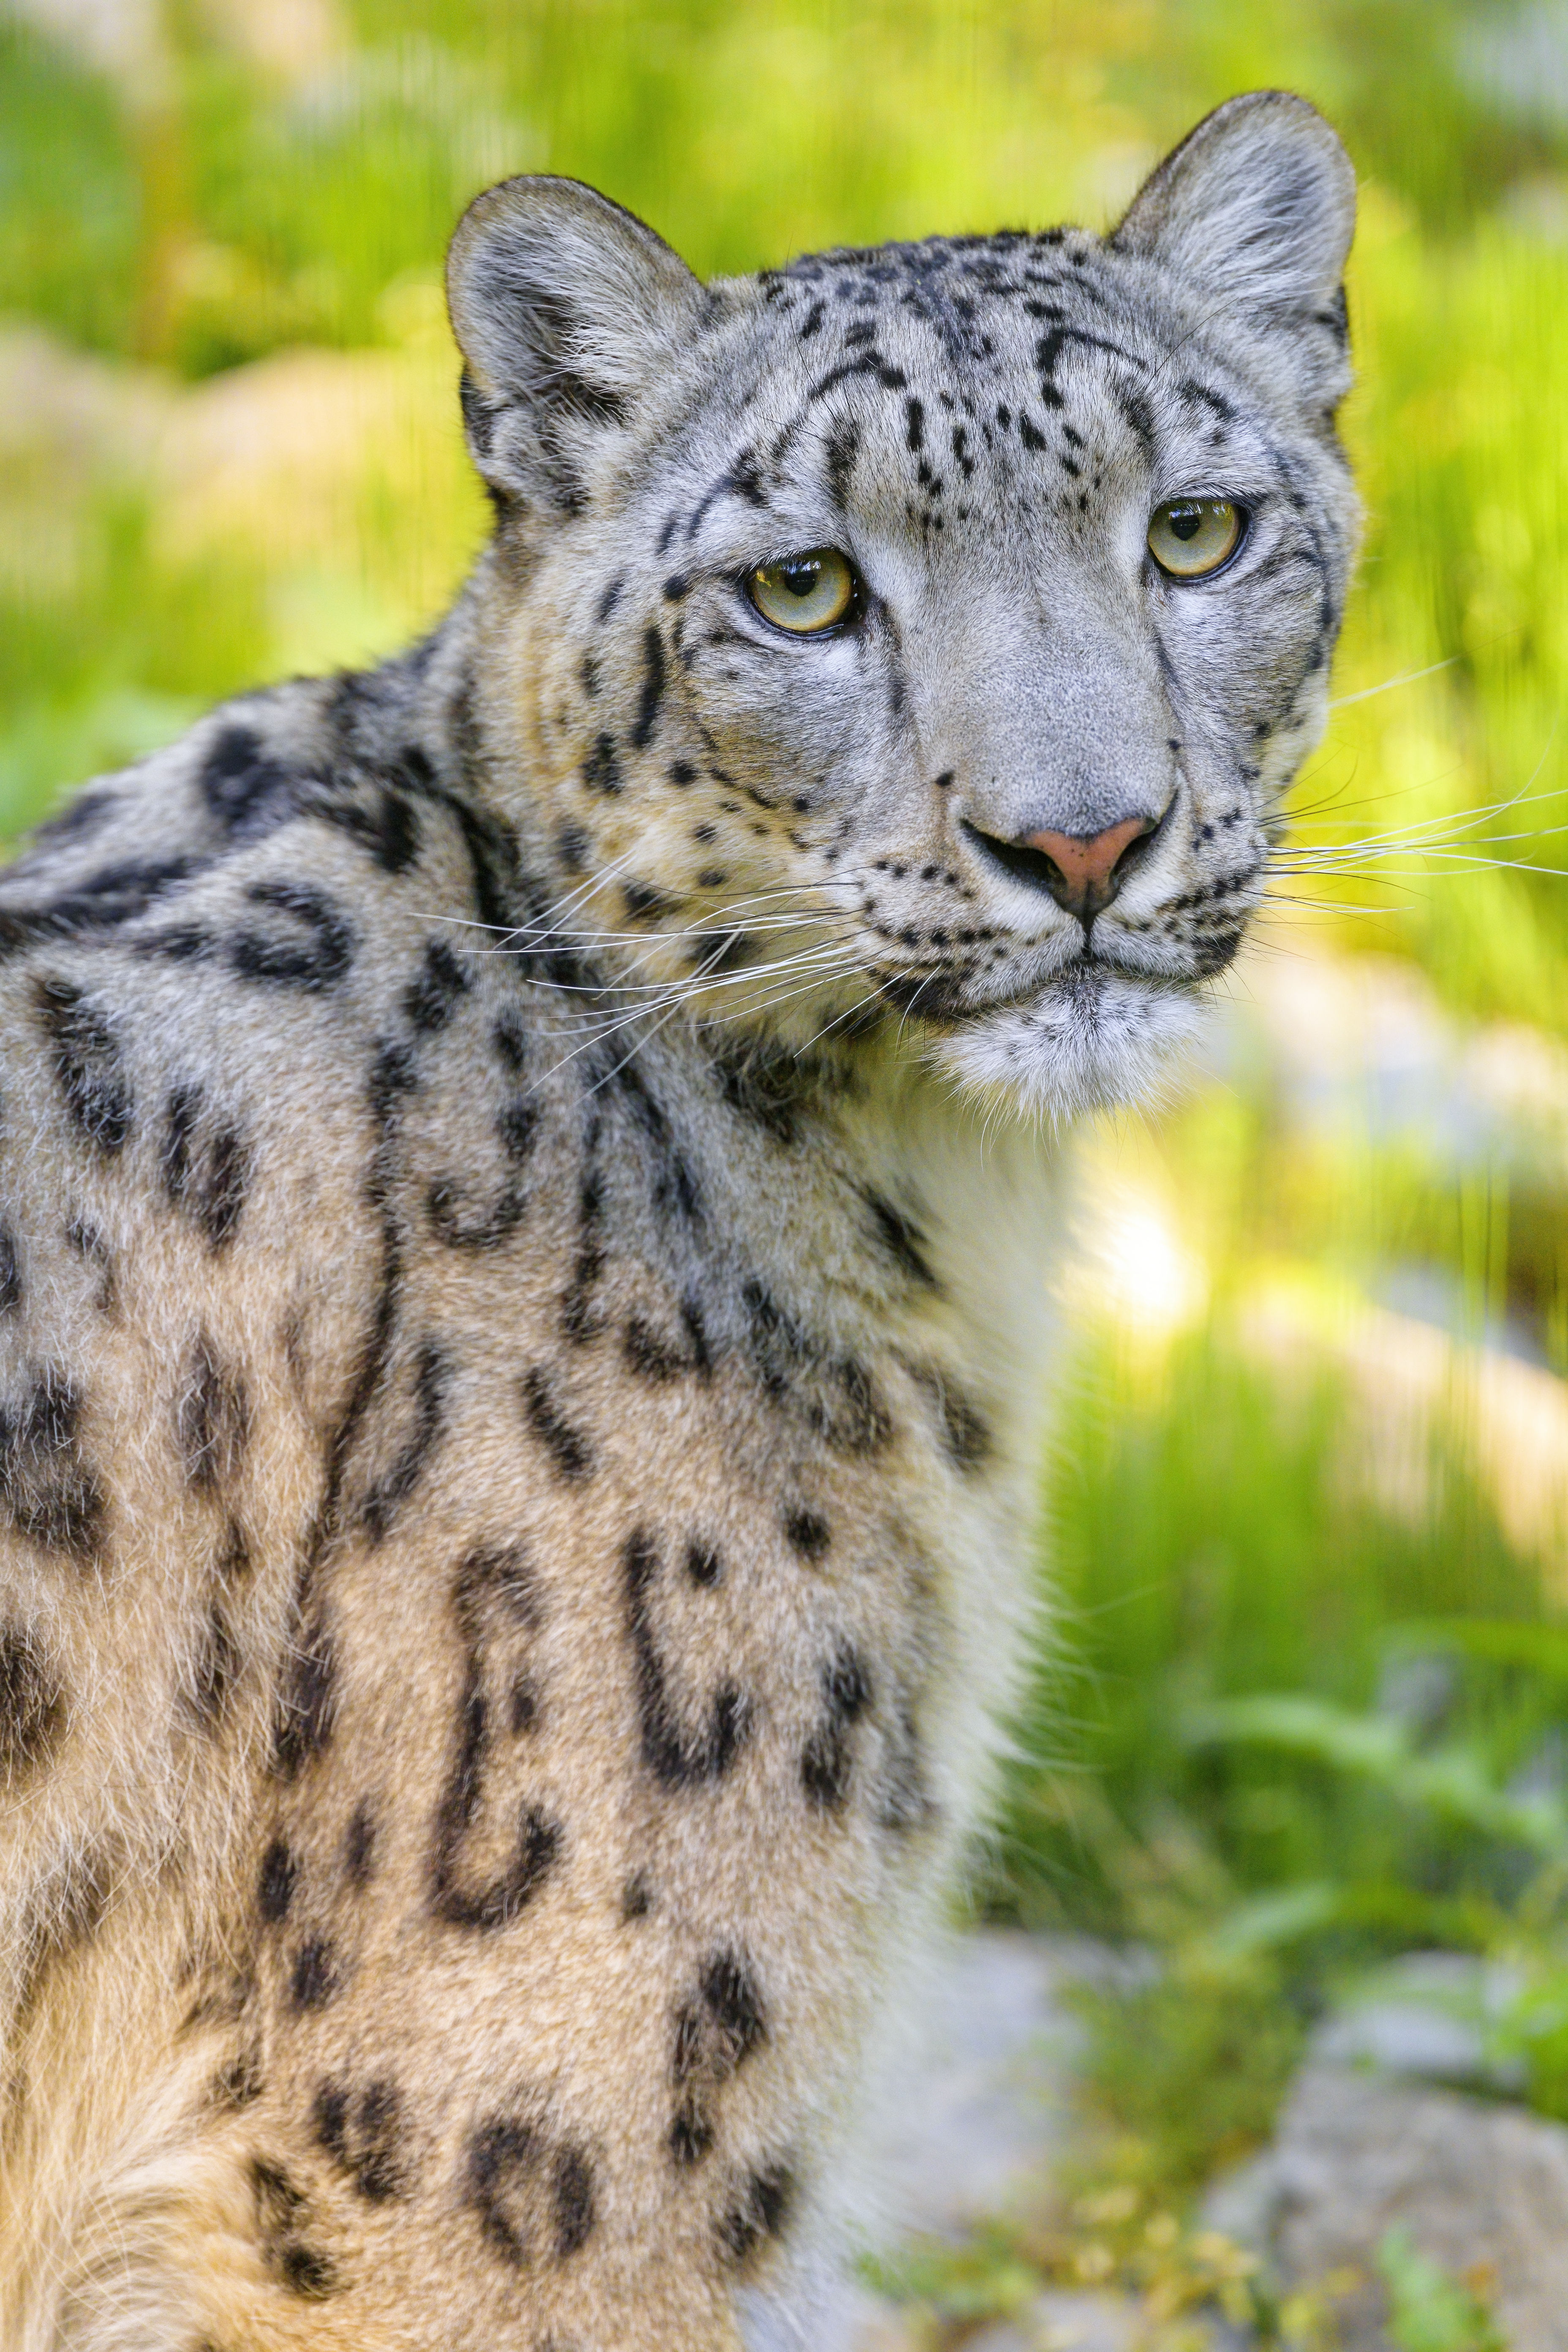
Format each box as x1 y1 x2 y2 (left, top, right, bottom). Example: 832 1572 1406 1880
0 89 1356 2352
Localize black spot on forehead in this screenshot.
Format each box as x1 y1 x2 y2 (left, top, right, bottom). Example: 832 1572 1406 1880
824 414 861 509
630 627 667 750
782 1506 830 1561
1179 376 1239 424
685 1540 721 1587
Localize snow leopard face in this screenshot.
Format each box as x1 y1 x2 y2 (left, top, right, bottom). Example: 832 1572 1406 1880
449 92 1358 1118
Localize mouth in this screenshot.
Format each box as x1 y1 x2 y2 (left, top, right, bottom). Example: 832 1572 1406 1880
916 951 1214 1121
871 939 1175 1028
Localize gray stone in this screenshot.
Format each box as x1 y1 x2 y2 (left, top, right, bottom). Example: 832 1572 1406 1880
1014 2287 1145 2351
1199 2149 1284 2271
1263 2062 1568 2350
749 1933 1094 2352
965 2288 1239 2351
1309 1950 1525 2096
869 1931 1088 2238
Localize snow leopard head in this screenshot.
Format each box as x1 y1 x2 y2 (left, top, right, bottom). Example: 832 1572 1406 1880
448 90 1357 1119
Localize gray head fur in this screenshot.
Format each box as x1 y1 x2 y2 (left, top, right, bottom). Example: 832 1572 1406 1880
446 90 1358 1120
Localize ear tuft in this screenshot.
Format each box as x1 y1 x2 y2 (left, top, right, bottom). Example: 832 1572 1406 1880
446 176 704 516
1113 91 1356 326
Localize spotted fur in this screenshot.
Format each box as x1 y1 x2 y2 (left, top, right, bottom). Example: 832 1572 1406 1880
0 93 1355 2350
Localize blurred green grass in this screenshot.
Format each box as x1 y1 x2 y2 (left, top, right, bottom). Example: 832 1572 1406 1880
5 0 1568 1018
8 0 1568 2201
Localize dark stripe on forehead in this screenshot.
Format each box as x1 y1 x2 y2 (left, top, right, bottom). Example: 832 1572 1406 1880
764 392 807 466
1022 264 1114 308
1114 379 1158 465
825 416 861 510
808 353 909 403
684 456 774 543
1036 323 1148 376
1178 377 1239 424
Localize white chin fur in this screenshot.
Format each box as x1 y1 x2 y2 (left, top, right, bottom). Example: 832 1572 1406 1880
923 967 1210 1123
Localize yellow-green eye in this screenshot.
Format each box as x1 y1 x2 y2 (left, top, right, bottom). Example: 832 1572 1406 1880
747 549 857 634
1147 498 1244 579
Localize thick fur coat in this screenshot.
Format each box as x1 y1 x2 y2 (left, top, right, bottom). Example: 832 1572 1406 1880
0 92 1356 2350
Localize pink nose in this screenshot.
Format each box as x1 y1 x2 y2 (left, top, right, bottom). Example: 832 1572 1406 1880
1024 815 1157 919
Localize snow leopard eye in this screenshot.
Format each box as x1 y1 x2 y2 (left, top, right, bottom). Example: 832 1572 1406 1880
1146 497 1244 579
746 549 858 634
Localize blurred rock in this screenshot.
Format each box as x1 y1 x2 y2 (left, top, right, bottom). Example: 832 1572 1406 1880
869 1930 1089 2238
844 2289 1149 2352
744 1933 1108 2352
1310 1949 1526 2096
967 2289 1145 2351
1199 2151 1282 2268
956 2287 1249 2351
839 2298 920 2352
1205 2061 1568 2351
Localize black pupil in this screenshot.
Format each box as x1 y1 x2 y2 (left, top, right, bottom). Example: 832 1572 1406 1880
1168 505 1205 542
782 561 822 599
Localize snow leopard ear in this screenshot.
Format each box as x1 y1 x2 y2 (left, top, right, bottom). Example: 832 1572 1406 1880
446 175 705 516
1112 91 1356 331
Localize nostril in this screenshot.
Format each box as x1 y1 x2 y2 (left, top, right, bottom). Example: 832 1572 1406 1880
1024 816 1157 912
961 810 1164 921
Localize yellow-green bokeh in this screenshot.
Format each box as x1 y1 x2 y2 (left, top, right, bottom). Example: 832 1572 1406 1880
3 0 1565 1032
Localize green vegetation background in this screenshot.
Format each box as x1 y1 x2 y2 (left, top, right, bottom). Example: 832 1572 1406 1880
8 0 1568 2227
5 0 1567 1021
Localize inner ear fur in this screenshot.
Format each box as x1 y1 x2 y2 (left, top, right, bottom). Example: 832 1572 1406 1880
446 175 705 514
1113 90 1356 326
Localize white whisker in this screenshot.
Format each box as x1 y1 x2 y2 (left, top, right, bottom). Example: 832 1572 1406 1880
1327 657 1456 709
